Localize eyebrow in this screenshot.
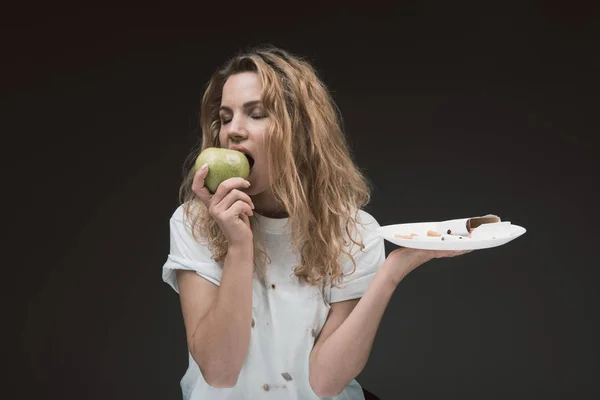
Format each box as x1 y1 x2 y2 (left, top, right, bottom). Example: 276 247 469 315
219 100 262 113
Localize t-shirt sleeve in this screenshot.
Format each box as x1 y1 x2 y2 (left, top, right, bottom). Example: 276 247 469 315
329 211 386 303
162 205 223 293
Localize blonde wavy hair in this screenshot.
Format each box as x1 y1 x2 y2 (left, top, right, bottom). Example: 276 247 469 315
178 45 372 288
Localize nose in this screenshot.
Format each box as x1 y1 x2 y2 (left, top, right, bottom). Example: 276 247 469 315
226 116 249 142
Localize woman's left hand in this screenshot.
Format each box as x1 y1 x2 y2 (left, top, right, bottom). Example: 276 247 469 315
382 247 473 286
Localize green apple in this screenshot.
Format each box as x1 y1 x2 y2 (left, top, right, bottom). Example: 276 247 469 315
194 147 250 193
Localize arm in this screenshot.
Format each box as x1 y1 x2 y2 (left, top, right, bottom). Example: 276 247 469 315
309 248 430 397
176 169 256 387
176 244 254 388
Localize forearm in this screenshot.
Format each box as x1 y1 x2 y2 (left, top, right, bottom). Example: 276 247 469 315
192 244 254 386
310 253 422 395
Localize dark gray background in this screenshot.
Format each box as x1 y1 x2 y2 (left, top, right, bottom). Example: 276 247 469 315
5 4 599 399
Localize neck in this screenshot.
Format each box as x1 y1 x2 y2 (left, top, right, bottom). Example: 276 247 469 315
251 188 288 219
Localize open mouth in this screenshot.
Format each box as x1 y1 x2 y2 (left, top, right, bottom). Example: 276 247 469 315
244 153 255 169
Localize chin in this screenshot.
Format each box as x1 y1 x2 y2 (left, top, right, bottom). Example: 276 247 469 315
246 185 262 197
246 181 269 197
246 170 263 193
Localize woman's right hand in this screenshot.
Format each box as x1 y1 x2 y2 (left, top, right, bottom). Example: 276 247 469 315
192 164 255 248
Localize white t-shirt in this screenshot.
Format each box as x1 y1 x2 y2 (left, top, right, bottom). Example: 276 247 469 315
162 204 386 400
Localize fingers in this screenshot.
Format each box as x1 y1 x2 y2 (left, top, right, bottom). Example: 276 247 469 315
191 164 212 205
191 167 253 213
432 249 472 259
225 200 254 219
239 211 250 226
211 177 252 205
214 189 255 215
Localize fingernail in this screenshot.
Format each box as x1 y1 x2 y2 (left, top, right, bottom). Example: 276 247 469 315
200 163 208 171
245 180 251 187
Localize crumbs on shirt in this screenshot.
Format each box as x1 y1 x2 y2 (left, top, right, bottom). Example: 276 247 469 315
281 372 293 381
262 374 293 391
263 383 287 391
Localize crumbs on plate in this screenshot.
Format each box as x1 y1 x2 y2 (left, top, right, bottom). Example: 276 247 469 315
394 230 471 240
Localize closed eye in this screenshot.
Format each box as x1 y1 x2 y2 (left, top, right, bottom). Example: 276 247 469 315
220 111 267 125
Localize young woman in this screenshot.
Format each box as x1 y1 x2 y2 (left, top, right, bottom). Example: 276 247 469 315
162 45 469 400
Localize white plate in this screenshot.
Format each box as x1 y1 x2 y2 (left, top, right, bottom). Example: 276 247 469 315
377 221 526 251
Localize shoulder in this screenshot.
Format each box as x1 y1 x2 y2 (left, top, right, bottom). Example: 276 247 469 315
168 203 213 253
340 209 384 259
170 202 188 222
356 209 381 229
164 203 223 290
354 209 382 240
335 209 386 285
169 202 198 230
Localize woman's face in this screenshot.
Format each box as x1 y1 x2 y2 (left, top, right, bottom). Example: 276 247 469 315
218 71 271 196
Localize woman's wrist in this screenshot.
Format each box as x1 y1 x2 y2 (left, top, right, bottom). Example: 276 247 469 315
380 247 432 286
226 243 255 265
